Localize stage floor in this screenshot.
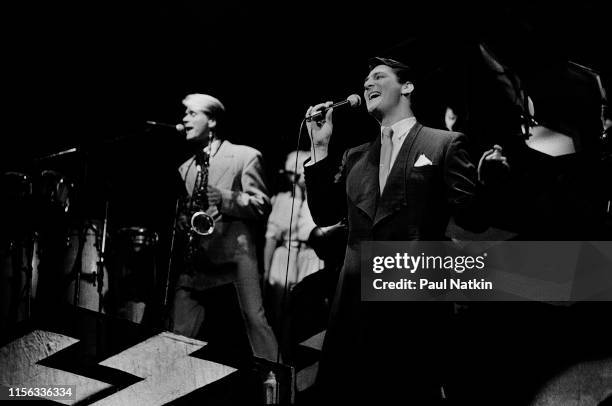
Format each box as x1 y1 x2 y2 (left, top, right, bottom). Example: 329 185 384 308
0 304 293 405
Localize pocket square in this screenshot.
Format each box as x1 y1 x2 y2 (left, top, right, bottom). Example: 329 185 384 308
414 154 433 167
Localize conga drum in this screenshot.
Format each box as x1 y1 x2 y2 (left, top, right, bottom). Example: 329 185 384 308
61 221 109 312
111 226 159 323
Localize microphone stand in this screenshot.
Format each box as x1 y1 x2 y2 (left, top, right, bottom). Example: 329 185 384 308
96 200 110 313
39 143 106 315
31 145 86 315
23 233 36 322
162 198 181 332
71 221 88 309
34 147 79 161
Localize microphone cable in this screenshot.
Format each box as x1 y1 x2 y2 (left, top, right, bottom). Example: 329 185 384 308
272 117 308 400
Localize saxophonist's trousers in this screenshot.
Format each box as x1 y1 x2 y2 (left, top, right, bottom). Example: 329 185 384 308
172 276 279 363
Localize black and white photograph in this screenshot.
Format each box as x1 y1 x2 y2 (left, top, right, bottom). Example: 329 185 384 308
1 2 611 404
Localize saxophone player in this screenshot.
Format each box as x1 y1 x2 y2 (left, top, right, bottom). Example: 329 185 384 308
173 93 279 363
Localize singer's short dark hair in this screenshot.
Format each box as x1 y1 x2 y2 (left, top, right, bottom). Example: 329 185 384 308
368 57 415 84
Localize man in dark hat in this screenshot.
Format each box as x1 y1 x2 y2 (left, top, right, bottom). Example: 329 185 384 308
304 57 507 402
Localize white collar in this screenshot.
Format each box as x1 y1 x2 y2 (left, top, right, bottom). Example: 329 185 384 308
381 116 417 140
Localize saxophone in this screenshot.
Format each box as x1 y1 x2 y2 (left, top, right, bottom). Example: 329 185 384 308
187 150 215 237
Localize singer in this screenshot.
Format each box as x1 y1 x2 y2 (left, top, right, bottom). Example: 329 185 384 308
304 57 509 403
171 93 279 362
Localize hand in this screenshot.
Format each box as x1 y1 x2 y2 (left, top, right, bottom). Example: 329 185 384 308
305 102 334 154
478 144 510 185
207 185 222 207
176 213 189 232
308 222 348 261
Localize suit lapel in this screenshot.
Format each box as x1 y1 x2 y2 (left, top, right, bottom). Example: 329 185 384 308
373 122 423 226
349 136 380 222
209 141 232 186
178 158 194 181
178 157 198 194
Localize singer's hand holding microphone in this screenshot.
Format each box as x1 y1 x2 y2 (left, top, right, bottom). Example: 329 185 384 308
305 94 361 162
306 101 334 146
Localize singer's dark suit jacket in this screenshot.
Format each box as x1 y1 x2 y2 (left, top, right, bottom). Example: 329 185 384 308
305 122 487 402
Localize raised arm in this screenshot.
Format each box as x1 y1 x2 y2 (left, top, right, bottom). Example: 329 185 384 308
303 101 349 226
218 151 271 219
444 134 489 233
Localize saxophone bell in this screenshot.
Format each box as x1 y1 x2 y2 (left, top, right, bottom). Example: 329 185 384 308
190 211 215 236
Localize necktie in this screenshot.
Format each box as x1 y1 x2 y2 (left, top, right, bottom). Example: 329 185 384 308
379 127 394 193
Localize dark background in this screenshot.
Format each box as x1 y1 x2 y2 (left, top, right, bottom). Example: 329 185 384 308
1 1 610 236
1 5 611 402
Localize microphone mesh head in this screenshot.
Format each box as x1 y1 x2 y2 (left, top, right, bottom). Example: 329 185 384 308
347 94 362 107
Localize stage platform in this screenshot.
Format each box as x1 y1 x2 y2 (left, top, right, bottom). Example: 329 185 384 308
0 304 298 405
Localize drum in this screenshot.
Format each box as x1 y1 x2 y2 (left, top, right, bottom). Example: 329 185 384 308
116 226 159 253
36 169 73 215
111 226 159 323
62 221 109 312
0 237 39 331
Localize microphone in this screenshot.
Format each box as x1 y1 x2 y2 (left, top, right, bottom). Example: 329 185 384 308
305 94 362 122
146 121 185 132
